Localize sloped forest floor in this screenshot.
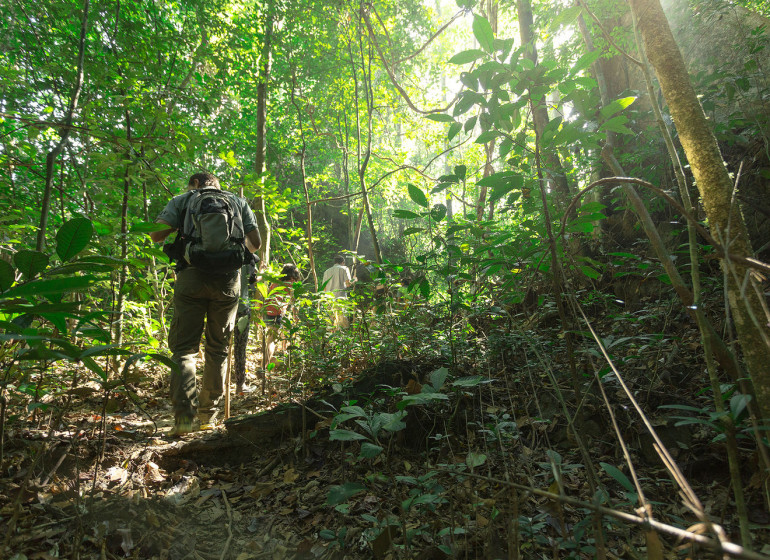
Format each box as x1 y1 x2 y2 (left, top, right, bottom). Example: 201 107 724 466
2 288 770 560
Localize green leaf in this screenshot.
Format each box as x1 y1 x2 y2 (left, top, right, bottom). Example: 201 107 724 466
329 429 368 442
1 275 98 299
359 442 383 459
466 452 487 468
55 218 93 262
448 49 487 65
730 393 751 420
429 367 449 391
451 375 485 387
393 209 421 220
600 96 637 119
598 115 634 135
448 121 462 141
419 277 431 299
487 174 525 205
430 204 447 222
580 265 601 279
13 250 49 279
454 165 467 181
454 91 486 116
431 183 454 193
424 113 455 123
0 260 15 292
600 462 635 493
571 50 603 75
552 123 584 147
472 14 495 53
408 184 429 208
319 529 337 540
402 227 426 236
326 482 366 505
475 130 498 144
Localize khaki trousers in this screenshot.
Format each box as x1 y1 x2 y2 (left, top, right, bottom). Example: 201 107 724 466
168 267 240 421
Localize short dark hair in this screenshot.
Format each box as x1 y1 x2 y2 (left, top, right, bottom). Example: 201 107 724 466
188 172 220 189
281 264 300 281
334 255 345 264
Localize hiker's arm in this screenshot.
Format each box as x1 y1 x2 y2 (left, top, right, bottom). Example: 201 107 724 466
246 228 261 253
150 219 176 243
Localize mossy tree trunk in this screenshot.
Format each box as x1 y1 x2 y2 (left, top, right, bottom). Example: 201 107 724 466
629 0 770 420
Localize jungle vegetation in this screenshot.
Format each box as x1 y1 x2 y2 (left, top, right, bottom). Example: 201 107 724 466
1 0 770 557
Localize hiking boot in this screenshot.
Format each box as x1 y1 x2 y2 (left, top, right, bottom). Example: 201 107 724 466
197 410 218 428
170 416 194 437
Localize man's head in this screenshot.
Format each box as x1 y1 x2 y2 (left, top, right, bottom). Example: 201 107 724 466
281 264 301 282
334 255 345 265
188 172 220 190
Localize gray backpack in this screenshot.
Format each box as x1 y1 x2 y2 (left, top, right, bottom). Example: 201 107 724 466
180 188 249 273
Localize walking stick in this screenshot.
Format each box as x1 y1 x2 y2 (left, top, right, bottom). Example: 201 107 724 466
225 338 233 420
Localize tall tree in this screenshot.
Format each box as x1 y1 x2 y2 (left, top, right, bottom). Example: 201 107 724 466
629 0 770 420
37 0 89 252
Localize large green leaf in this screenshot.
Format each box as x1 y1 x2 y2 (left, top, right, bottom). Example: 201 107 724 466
56 217 93 262
600 96 637 119
329 429 368 442
475 130 498 144
393 209 421 220
326 482 366 505
14 250 49 279
2 275 98 299
407 184 429 208
430 204 447 222
448 121 462 141
453 91 486 116
424 113 455 123
598 115 634 135
448 49 487 65
472 14 495 53
0 260 15 292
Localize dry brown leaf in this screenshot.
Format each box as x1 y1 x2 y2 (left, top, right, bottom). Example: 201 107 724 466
249 482 275 499
405 379 422 394
283 468 299 484
144 462 165 484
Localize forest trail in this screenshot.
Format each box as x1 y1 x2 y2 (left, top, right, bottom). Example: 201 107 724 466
3 312 769 559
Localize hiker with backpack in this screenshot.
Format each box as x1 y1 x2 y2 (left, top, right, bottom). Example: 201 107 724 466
150 172 261 436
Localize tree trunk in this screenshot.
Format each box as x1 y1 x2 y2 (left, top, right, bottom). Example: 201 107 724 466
350 18 383 265
253 0 274 266
629 0 770 420
37 0 89 252
516 0 571 208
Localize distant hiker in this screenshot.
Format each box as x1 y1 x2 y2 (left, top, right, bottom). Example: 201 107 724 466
150 172 261 436
321 255 352 328
262 264 301 376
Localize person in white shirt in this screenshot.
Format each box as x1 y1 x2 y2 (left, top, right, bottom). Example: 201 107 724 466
322 255 352 327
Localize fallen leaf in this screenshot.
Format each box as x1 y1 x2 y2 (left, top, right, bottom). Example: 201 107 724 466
249 482 275 499
283 468 299 484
